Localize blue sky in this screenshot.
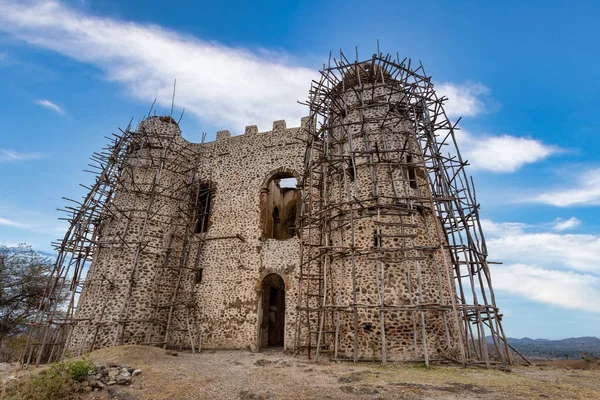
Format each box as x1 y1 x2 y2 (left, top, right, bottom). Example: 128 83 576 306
0 0 599 339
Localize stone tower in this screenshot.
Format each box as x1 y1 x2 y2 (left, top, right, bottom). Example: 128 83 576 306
296 55 508 365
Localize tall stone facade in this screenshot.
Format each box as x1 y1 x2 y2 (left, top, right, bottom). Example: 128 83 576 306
68 116 309 354
67 107 460 361
25 52 509 368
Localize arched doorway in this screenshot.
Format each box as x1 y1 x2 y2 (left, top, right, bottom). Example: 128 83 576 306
260 274 285 348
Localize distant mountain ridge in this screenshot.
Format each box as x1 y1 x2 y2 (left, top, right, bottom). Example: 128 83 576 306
488 336 600 359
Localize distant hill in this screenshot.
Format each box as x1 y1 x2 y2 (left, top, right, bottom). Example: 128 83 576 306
488 336 600 359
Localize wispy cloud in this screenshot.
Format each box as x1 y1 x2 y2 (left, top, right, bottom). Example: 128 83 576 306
493 264 600 313
454 130 558 173
34 98 66 115
0 216 31 229
437 82 490 118
483 218 600 274
0 0 315 131
484 218 600 312
0 204 66 237
0 1 497 133
551 217 581 232
531 168 600 207
0 148 44 162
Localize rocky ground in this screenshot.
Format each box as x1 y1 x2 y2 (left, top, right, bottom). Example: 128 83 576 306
5 345 600 399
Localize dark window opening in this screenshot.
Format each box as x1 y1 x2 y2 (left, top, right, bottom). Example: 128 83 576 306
262 174 299 240
373 228 382 248
194 268 203 284
346 159 356 182
195 185 212 233
361 321 374 333
407 155 418 189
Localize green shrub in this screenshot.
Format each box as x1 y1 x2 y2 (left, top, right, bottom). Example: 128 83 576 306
61 355 96 382
2 356 96 400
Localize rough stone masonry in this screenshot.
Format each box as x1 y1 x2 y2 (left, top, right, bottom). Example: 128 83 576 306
59 57 506 364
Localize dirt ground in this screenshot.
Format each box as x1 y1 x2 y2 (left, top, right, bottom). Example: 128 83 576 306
76 346 600 400
5 345 600 399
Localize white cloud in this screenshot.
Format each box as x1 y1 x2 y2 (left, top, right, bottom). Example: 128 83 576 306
436 82 490 118
456 130 557 173
0 148 44 162
484 219 600 274
484 218 600 312
34 98 66 115
0 1 501 134
0 0 316 132
532 168 600 207
493 264 600 313
551 217 581 232
0 216 31 229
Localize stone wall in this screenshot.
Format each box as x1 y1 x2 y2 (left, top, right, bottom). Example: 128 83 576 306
68 116 306 354
68 106 461 361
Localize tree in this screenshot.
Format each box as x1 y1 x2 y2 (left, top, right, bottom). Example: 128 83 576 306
0 244 53 344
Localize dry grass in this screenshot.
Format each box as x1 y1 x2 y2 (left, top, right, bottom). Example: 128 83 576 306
4 346 599 399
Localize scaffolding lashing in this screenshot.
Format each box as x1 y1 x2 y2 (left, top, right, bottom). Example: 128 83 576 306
295 49 511 367
22 116 204 366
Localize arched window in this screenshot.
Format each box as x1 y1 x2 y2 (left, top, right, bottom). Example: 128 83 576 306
261 173 299 240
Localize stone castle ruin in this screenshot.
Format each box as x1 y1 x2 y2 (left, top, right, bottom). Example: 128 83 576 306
23 50 512 368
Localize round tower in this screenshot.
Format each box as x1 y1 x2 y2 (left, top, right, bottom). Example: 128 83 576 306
298 58 463 362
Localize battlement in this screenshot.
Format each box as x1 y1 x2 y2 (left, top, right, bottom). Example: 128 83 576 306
212 117 310 142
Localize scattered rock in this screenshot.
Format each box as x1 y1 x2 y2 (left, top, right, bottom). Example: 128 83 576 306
165 350 179 356
0 362 13 373
338 375 361 383
340 385 380 395
116 375 132 385
254 359 274 366
439 382 490 394
389 382 427 390
88 379 106 389
238 390 273 399
132 369 142 377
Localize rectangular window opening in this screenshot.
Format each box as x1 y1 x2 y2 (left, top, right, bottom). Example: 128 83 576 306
195 187 211 233
407 155 418 189
373 229 382 248
194 268 204 284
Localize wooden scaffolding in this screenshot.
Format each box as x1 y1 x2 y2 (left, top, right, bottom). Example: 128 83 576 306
22 115 207 366
295 49 511 367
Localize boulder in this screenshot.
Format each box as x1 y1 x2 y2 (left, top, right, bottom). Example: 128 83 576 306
116 375 132 385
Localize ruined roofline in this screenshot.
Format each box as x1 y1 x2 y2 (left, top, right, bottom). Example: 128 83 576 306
141 115 311 144
212 116 311 142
